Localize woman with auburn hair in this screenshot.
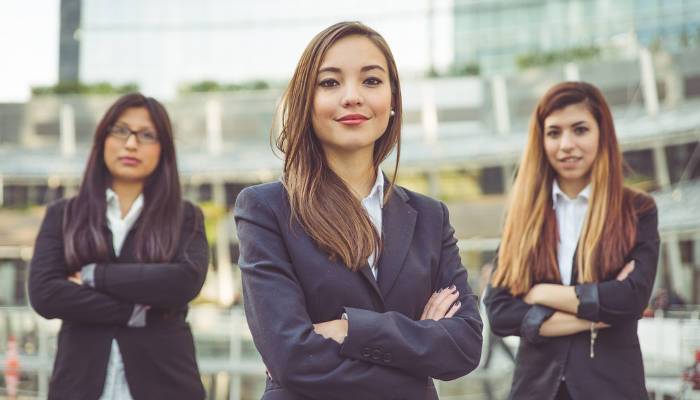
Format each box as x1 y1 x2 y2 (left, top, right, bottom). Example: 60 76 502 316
484 81 659 400
29 93 208 400
234 21 482 399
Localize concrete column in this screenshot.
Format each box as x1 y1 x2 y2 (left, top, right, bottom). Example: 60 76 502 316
206 99 223 156
639 47 660 118
60 103 76 157
491 75 510 135
564 62 580 82
666 233 692 301
213 181 234 307
652 145 671 189
426 170 440 198
502 163 514 194
421 82 438 145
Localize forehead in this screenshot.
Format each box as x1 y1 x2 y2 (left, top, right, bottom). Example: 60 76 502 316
544 102 596 127
319 34 388 72
116 107 155 129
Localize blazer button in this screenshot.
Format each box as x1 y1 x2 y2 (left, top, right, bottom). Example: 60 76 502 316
361 347 371 358
382 353 392 363
371 349 382 360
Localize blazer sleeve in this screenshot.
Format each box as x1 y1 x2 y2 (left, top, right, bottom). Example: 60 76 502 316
28 201 135 325
235 187 429 400
483 254 556 344
88 203 209 309
574 204 660 324
338 202 483 381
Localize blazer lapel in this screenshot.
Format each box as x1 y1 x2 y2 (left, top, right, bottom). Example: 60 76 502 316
377 186 417 296
359 265 384 303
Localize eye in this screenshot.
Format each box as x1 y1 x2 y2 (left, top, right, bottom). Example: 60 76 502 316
111 126 130 136
546 130 560 138
574 126 589 135
364 77 383 86
319 79 339 88
140 131 158 142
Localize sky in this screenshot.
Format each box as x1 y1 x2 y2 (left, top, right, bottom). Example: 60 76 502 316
0 0 453 102
0 0 60 102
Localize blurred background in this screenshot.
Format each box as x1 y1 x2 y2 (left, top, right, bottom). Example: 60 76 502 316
1 0 700 399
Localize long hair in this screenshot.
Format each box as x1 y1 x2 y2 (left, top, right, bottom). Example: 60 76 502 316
275 21 402 271
492 81 652 295
63 93 183 270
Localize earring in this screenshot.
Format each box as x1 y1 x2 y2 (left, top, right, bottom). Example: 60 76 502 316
390 109 395 117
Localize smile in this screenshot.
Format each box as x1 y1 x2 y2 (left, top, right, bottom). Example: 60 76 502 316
336 114 369 126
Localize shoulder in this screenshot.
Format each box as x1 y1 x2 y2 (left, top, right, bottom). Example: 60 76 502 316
623 187 657 217
236 181 287 209
43 197 71 221
393 185 446 215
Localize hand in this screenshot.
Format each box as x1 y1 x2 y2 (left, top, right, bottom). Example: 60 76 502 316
616 260 635 281
421 285 461 321
523 284 542 305
68 272 82 285
313 319 348 344
594 321 611 329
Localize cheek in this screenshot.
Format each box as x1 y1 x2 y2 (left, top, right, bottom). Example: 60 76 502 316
145 147 161 170
543 139 558 163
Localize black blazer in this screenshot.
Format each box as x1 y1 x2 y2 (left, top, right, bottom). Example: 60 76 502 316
484 195 660 400
28 198 208 400
234 181 483 400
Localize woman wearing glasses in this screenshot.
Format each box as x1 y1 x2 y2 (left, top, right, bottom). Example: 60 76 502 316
29 93 208 400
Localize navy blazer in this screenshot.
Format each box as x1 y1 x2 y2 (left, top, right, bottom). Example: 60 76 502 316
234 181 483 400
484 194 660 400
28 199 208 400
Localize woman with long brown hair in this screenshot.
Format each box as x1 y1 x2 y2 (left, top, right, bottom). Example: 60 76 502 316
484 81 659 400
29 93 208 400
234 21 482 399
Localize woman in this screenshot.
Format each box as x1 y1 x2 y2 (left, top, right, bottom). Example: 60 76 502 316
484 82 659 400
28 93 208 400
234 22 483 400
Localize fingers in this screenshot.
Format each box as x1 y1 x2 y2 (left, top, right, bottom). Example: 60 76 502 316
595 321 611 329
444 301 462 318
420 291 439 320
616 260 635 281
422 285 460 320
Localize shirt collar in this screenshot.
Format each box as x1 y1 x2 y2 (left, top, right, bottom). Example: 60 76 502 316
552 180 591 209
105 188 144 222
362 170 385 208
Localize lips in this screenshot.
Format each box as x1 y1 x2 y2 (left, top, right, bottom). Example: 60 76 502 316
336 114 369 126
118 156 141 166
558 156 582 168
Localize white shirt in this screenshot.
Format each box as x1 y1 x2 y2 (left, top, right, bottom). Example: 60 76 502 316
361 172 384 278
100 188 144 400
552 181 591 286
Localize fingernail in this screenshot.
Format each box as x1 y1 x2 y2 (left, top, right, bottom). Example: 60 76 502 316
449 284 456 291
437 288 443 293
455 301 461 308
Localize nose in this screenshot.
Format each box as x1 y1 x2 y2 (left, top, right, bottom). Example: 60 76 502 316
559 131 575 152
124 133 139 149
341 84 363 107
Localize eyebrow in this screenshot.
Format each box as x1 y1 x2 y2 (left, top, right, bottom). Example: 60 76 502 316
318 64 387 74
546 120 588 129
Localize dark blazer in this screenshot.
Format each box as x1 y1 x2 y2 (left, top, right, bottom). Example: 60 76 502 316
234 181 483 400
484 195 660 400
28 198 208 400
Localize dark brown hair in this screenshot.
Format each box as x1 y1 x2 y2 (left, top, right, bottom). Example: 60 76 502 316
275 21 402 270
63 93 183 270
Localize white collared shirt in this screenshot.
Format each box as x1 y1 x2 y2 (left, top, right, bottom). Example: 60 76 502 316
101 188 143 400
552 181 591 286
361 171 384 278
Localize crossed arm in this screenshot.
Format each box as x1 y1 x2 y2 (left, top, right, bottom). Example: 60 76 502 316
484 206 659 343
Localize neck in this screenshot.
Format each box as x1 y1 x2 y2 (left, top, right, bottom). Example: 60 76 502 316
325 148 376 199
111 179 144 218
557 176 589 199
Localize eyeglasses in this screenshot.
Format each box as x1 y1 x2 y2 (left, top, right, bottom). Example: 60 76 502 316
108 125 159 144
